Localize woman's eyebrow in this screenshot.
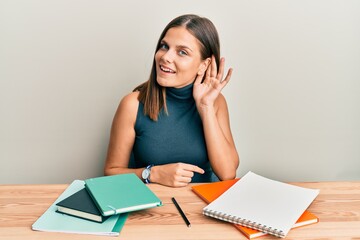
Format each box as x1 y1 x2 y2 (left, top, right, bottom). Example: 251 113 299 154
177 45 193 52
161 40 193 52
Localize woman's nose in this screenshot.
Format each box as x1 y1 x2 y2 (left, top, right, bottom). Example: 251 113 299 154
161 50 175 63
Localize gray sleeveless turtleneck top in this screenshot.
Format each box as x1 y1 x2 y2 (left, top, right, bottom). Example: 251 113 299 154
132 83 213 182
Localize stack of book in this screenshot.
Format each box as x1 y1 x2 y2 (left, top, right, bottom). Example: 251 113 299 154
192 171 319 239
32 173 162 236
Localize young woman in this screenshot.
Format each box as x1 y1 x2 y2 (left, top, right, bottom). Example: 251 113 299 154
104 14 239 187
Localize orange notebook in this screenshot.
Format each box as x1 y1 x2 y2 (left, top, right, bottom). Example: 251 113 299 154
192 179 318 239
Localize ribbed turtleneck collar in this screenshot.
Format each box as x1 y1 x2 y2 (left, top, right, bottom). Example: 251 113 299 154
166 83 194 102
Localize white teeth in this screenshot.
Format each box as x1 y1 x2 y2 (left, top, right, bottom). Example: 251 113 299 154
160 65 175 73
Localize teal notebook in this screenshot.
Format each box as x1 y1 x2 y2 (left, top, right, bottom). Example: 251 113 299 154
85 173 162 216
32 180 128 236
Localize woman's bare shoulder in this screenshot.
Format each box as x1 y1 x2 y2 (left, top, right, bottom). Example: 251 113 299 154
120 91 139 108
215 93 228 111
115 91 140 121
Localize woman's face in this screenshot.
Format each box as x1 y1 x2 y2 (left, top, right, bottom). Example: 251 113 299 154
155 27 209 88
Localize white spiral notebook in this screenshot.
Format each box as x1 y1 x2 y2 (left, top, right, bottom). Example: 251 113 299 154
203 171 319 238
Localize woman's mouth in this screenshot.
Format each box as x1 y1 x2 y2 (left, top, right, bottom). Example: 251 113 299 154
160 65 176 73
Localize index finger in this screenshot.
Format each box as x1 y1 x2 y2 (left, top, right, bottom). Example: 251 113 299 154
210 55 217 78
217 57 225 80
182 163 205 174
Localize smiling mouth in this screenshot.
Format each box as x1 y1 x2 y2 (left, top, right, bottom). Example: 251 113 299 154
160 65 176 73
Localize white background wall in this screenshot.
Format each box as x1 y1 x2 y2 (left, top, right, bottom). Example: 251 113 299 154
1 0 359 184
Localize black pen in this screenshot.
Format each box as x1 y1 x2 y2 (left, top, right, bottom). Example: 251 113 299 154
171 197 191 228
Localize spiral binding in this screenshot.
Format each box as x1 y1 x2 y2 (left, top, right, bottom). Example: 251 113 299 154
203 209 285 238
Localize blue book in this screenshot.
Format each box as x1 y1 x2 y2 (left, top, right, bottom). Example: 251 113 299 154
32 180 128 236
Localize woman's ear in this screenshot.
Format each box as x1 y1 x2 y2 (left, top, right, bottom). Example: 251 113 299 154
198 57 211 75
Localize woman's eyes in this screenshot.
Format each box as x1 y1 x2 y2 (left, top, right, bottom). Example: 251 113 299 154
159 43 188 56
159 43 169 50
178 50 188 56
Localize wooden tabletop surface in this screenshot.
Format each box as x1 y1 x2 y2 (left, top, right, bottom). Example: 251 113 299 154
1 181 360 239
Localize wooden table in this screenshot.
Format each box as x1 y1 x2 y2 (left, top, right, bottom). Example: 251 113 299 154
1 181 360 239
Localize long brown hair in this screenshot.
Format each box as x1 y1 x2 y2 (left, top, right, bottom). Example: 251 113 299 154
134 14 221 121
